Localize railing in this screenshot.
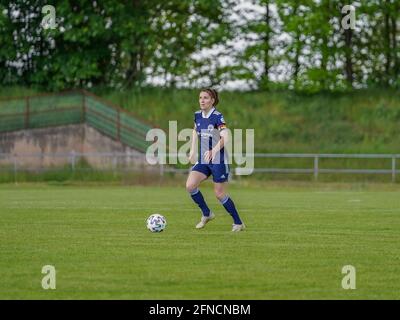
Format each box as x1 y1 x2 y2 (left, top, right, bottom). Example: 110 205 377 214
0 152 399 182
249 153 399 182
0 90 154 153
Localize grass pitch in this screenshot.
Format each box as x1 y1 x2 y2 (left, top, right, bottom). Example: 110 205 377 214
0 182 399 299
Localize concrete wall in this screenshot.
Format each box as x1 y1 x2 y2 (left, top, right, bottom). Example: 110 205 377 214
0 124 151 170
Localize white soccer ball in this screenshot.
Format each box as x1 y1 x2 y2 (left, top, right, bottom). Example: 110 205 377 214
146 213 167 232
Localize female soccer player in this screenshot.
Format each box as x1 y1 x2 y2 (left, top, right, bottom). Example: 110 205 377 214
186 88 245 232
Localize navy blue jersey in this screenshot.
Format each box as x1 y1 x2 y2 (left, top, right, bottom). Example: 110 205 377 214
194 107 227 164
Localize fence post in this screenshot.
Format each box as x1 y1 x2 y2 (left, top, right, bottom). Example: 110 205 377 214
392 156 396 183
81 93 86 123
117 110 121 141
314 155 319 181
25 97 30 129
13 155 17 185
113 153 117 175
70 150 76 172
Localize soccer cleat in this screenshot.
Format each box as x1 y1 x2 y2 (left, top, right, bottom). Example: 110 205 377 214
231 223 245 232
195 212 215 229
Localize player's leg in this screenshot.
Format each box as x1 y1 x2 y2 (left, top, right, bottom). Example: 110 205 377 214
186 165 214 225
212 164 245 231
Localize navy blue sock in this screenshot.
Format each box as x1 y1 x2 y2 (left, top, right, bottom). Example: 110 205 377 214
189 188 210 216
220 195 242 225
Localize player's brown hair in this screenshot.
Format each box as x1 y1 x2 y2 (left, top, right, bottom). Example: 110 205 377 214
200 88 219 106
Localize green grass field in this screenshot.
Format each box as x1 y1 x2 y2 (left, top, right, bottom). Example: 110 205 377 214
0 182 399 299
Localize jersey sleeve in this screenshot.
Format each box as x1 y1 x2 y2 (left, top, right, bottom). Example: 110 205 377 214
216 113 227 131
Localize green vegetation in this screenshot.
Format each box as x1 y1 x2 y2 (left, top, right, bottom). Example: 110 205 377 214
1 2 399 91
0 166 178 186
1 86 400 155
101 87 400 153
0 184 399 299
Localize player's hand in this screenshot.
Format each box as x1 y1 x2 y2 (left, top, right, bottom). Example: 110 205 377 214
204 150 216 163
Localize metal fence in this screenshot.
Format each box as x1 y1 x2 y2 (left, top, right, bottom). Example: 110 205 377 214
0 90 154 153
250 153 399 182
0 152 399 182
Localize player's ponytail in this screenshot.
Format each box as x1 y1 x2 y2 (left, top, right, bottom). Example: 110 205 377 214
201 88 219 107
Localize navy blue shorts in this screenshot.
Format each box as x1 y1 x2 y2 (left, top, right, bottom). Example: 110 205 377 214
191 162 230 183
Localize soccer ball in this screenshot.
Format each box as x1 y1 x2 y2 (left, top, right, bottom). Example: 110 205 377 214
146 213 167 232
